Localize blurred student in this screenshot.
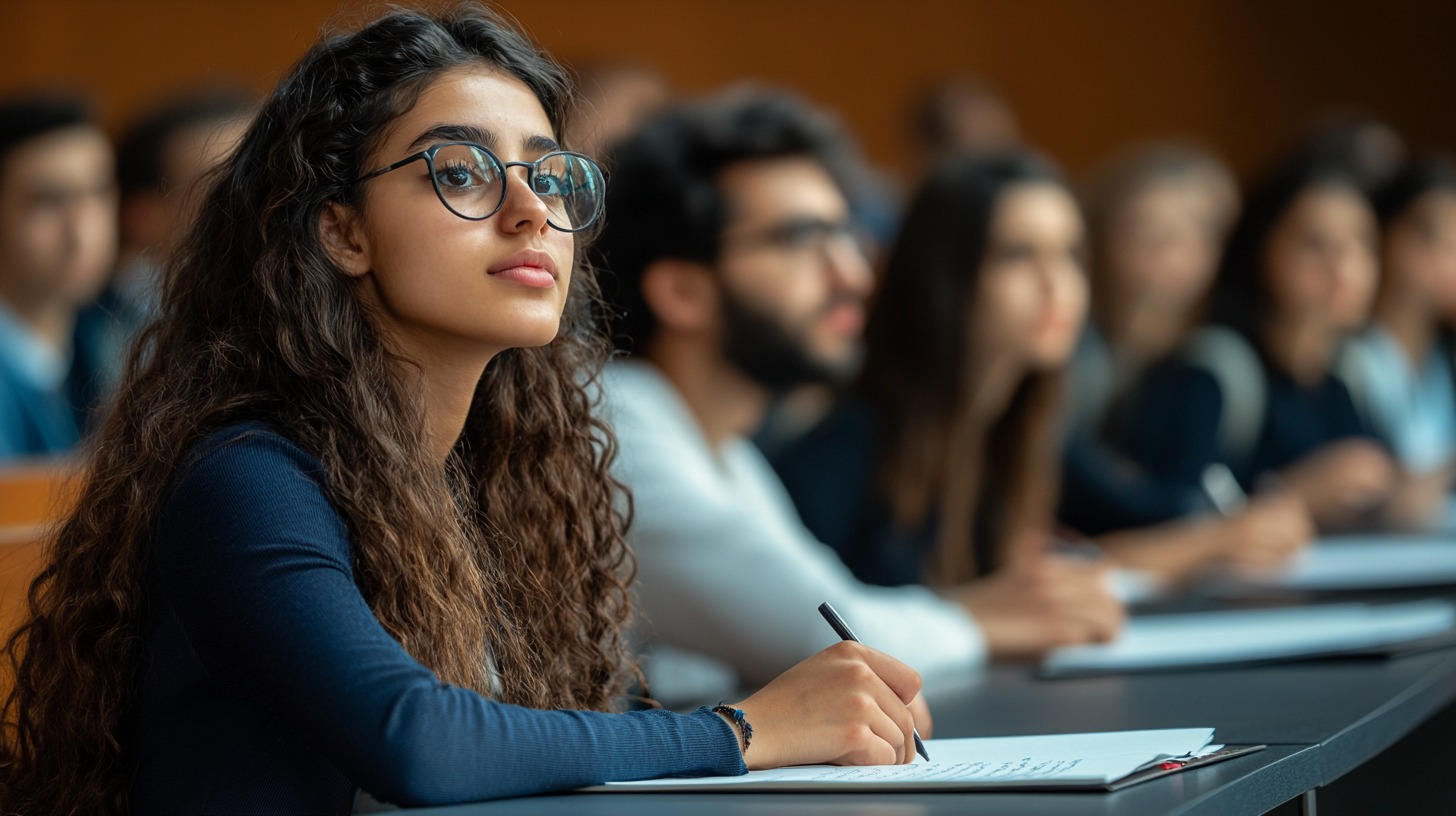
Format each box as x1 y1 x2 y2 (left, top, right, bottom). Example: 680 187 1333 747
1 9 928 815
1059 145 1311 583
1117 155 1430 532
771 152 1124 657
1299 111 1407 196
595 89 996 706
75 89 253 400
1341 155 1456 530
912 75 1021 172
0 93 117 461
763 84 1020 457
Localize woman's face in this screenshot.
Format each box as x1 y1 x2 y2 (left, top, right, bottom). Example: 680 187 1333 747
1105 180 1224 312
1384 189 1456 322
349 65 575 359
1262 184 1377 332
972 181 1088 371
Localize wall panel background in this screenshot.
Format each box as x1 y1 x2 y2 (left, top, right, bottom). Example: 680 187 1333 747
2 0 1451 180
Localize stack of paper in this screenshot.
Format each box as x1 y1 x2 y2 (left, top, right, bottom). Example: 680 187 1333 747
1041 600 1456 678
1205 537 1456 594
595 728 1254 792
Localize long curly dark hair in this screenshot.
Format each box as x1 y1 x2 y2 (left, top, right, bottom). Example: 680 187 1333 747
0 6 636 815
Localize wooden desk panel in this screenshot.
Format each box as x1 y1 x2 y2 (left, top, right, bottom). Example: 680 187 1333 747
0 460 80 527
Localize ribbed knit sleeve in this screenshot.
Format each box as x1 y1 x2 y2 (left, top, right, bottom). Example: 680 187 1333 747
140 425 745 809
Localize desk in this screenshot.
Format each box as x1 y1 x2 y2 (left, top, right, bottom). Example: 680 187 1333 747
930 647 1456 785
395 641 1456 815
400 745 1316 816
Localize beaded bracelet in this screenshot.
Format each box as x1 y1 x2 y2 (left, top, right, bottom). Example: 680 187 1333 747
711 703 753 753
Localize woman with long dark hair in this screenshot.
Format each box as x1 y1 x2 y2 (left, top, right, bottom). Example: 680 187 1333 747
1117 154 1429 531
775 152 1124 658
0 7 923 814
1057 145 1312 584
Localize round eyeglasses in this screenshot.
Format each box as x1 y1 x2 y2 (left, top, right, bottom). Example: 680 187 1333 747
354 142 605 233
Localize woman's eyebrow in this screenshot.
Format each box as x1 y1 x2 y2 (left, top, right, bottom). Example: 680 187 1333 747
407 124 497 152
404 127 563 158
524 134 561 155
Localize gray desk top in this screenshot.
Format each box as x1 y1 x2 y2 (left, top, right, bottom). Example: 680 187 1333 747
938 648 1456 735
930 633 1456 783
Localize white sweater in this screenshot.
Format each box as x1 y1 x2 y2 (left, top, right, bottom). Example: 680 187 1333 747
602 360 986 702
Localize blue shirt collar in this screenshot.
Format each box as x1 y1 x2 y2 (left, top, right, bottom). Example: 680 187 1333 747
0 299 70 392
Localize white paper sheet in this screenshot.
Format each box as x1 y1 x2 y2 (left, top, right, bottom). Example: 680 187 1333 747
1041 600 1456 677
594 728 1215 791
1207 537 1456 593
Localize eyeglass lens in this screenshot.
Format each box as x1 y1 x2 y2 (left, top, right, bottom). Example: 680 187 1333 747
429 144 602 231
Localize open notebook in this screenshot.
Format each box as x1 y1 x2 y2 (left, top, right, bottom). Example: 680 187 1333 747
1041 599 1456 678
592 729 1260 793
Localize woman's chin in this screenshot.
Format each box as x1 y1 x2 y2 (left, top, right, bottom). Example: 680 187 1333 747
498 319 565 351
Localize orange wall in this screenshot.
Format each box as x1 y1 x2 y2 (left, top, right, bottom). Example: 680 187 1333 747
2 0 1452 181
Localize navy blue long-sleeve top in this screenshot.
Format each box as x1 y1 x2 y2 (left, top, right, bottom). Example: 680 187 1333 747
1115 359 1378 493
1055 328 1209 536
1058 432 1209 535
771 401 999 588
131 424 744 814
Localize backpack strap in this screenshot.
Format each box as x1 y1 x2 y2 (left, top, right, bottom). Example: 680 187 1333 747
1178 326 1267 468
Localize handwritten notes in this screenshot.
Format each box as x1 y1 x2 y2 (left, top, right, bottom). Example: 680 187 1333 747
595 728 1216 792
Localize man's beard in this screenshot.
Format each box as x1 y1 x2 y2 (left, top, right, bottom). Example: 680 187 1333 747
719 288 861 393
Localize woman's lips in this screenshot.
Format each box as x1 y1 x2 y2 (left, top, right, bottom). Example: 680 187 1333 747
823 302 864 335
489 249 557 288
489 266 556 288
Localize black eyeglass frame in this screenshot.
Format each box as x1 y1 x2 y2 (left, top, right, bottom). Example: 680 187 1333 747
354 141 605 233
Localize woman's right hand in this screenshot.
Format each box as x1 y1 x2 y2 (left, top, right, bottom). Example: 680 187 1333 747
1278 439 1399 530
729 641 924 770
1382 462 1456 532
950 555 1126 659
1217 493 1315 569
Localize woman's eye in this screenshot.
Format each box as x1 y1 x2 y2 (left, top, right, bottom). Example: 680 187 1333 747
437 162 480 188
533 172 569 197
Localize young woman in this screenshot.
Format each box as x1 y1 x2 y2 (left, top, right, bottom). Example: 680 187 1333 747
0 7 924 814
774 152 1124 657
1061 145 1239 533
1342 155 1456 529
1059 145 1312 584
1117 154 1425 532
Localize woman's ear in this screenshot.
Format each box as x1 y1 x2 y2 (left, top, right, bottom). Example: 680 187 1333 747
318 201 371 278
641 259 720 334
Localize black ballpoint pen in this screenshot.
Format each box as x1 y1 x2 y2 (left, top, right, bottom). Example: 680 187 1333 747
817 601 931 762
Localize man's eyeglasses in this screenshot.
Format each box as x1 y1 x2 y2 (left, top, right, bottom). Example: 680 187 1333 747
354 141 605 233
723 217 871 259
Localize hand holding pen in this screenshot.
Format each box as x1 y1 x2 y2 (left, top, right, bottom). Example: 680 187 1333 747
819 602 931 761
723 635 927 769
1202 464 1313 570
